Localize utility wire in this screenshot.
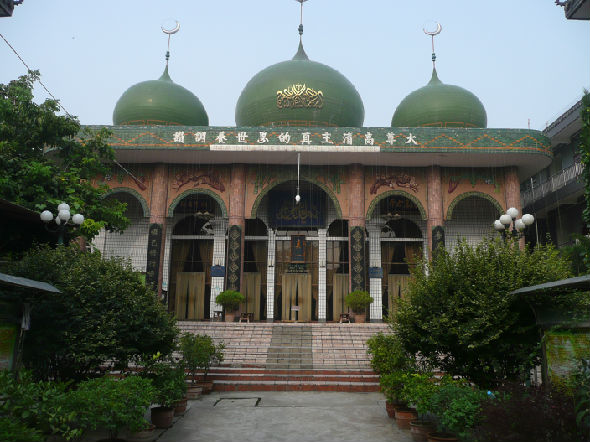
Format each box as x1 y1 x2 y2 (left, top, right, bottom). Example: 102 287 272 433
1 32 72 117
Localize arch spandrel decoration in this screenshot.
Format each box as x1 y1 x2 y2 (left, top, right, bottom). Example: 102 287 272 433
366 189 427 220
104 187 150 218
446 191 503 221
250 177 342 220
167 188 228 218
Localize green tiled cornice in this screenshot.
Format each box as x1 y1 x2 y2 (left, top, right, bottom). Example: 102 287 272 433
84 125 551 157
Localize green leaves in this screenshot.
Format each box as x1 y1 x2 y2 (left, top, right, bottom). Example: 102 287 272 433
8 245 178 381
392 238 572 388
0 72 128 242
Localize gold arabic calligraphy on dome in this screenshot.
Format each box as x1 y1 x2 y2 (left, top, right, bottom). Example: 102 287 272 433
276 84 324 109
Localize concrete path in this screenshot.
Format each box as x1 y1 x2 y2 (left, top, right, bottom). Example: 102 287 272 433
158 391 413 442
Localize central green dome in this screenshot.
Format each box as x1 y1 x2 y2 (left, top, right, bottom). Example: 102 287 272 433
235 43 364 127
113 66 208 126
391 69 487 128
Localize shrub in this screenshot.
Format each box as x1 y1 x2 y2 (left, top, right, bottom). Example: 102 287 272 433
179 333 224 384
393 238 572 388
473 383 581 442
366 332 413 374
344 290 373 313
139 354 186 408
0 370 81 441
71 376 155 440
215 290 245 311
399 372 439 416
379 371 411 404
7 245 178 381
427 380 487 440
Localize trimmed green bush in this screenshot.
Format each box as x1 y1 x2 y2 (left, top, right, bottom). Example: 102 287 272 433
7 245 178 381
344 290 373 313
215 290 245 311
366 332 413 374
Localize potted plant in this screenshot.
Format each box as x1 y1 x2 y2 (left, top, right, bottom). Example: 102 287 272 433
400 372 438 442
380 371 409 418
140 354 186 429
215 290 245 322
179 332 212 399
72 375 155 442
197 335 225 394
344 290 373 323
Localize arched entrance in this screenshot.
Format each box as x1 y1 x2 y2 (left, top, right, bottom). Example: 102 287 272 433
94 191 149 274
445 194 501 251
168 194 224 320
367 193 426 320
256 180 344 322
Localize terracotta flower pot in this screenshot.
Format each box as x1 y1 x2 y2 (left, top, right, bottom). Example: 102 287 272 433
186 384 202 399
394 407 418 430
151 406 174 429
173 397 187 416
427 432 459 442
353 312 366 323
410 420 436 442
224 311 235 322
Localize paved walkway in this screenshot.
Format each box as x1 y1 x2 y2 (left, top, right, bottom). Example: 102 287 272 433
158 391 413 442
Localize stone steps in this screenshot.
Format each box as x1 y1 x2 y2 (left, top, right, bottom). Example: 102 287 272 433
178 321 388 392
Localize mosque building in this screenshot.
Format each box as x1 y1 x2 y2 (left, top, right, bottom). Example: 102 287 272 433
91 13 551 323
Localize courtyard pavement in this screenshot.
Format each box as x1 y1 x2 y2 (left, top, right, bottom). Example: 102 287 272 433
157 391 414 442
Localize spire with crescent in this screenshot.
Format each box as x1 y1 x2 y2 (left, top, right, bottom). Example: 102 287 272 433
162 20 180 67
423 22 442 69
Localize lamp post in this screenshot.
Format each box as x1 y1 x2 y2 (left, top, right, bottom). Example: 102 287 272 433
494 207 534 240
40 202 84 245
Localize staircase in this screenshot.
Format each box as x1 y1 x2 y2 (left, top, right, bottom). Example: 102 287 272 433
178 321 388 392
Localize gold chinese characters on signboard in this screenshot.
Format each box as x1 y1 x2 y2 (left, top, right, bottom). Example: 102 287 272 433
276 84 324 109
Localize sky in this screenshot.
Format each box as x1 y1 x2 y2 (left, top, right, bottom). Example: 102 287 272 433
1 0 588 130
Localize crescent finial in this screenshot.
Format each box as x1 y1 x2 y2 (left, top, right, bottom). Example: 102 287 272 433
161 21 180 35
423 22 442 36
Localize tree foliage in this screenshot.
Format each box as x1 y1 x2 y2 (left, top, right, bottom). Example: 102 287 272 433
7 245 178 381
579 90 590 268
0 71 128 239
392 238 572 388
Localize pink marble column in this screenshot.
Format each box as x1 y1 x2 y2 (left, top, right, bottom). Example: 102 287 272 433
504 166 521 215
348 164 366 292
227 164 246 292
149 164 169 296
426 166 443 257
504 166 525 248
348 164 365 228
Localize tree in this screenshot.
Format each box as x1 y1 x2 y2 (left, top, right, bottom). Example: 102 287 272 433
392 238 572 388
7 245 178 381
579 90 590 269
0 71 128 239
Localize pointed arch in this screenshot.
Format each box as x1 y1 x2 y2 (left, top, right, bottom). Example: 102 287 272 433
250 177 342 219
104 187 150 217
446 191 503 220
168 189 227 218
366 190 427 220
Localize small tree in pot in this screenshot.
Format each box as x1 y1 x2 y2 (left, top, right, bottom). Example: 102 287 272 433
215 290 245 322
344 290 373 323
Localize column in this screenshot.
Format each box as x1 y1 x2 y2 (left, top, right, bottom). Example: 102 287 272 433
227 164 246 292
504 166 524 248
317 228 327 322
146 164 168 297
427 166 444 257
265 228 276 322
348 164 366 293
367 224 382 322
210 218 228 318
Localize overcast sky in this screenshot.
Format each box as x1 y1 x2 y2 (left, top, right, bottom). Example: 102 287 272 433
1 0 588 130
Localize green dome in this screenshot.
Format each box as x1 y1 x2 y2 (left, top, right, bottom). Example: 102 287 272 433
113 66 208 126
391 69 487 128
235 43 364 127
